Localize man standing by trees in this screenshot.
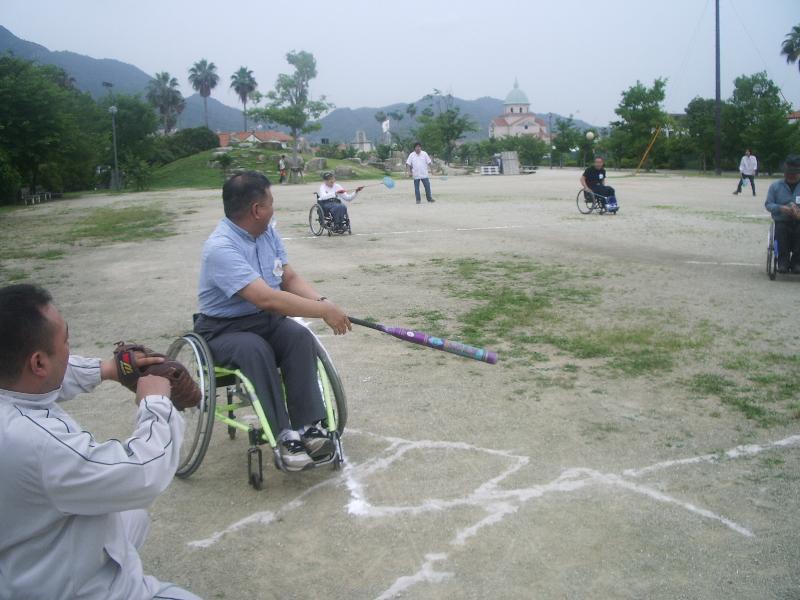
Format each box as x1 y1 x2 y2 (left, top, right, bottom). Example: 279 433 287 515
406 142 434 204
733 149 758 196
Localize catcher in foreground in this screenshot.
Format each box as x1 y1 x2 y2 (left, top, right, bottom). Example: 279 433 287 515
0 284 200 599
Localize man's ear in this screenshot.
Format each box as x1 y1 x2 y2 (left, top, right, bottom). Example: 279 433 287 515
28 351 48 378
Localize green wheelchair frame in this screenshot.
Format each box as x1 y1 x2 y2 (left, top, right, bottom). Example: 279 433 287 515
166 323 347 489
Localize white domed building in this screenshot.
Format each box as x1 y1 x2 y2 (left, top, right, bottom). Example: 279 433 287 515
489 80 549 141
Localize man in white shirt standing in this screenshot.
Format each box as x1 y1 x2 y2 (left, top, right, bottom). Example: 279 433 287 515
406 142 435 204
733 149 758 196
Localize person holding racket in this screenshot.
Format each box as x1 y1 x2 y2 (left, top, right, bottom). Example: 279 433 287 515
318 171 363 233
195 172 352 472
406 142 435 203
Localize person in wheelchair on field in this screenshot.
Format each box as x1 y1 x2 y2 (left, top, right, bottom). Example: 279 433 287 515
581 156 619 213
194 171 352 471
765 154 800 274
317 171 363 233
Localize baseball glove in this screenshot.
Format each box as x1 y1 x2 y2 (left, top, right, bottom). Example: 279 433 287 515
113 342 201 410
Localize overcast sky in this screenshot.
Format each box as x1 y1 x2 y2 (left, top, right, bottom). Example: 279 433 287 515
2 0 798 125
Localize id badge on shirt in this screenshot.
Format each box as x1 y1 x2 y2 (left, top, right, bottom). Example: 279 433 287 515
273 257 284 278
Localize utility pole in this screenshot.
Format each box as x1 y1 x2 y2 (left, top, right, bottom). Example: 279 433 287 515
548 112 553 169
102 81 120 190
714 0 722 175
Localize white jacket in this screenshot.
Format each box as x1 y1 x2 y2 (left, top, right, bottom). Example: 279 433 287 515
739 155 757 176
0 357 184 600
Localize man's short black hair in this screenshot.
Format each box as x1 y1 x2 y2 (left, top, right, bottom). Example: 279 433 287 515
0 284 55 383
222 171 271 219
414 142 421 148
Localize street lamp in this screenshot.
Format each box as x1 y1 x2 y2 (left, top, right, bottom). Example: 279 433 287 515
108 105 120 191
548 112 553 169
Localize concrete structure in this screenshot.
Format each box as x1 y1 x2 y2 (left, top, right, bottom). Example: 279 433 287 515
489 80 549 141
351 130 374 153
218 131 293 148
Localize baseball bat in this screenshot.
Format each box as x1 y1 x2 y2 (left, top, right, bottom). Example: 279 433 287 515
348 316 498 364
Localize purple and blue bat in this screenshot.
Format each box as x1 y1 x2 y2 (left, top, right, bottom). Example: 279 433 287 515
348 317 498 364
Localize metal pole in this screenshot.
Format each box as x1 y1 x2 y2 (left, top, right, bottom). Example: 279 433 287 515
109 106 120 191
714 0 722 175
548 113 553 169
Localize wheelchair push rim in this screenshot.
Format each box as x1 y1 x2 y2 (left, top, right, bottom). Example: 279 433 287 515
166 332 217 478
766 224 777 280
577 189 596 214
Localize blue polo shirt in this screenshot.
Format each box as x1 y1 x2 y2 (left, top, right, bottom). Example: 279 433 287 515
198 218 289 318
765 179 800 223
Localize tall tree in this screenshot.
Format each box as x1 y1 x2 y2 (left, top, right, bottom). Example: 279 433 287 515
781 24 800 74
551 116 580 167
374 110 387 143
250 51 332 167
188 59 219 129
610 78 668 163
728 72 798 174
413 90 477 163
230 67 257 131
146 72 184 134
0 56 105 200
685 97 718 171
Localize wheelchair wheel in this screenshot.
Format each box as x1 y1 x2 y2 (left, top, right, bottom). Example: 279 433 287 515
577 190 595 214
309 204 325 236
767 223 777 280
312 337 347 434
166 332 217 478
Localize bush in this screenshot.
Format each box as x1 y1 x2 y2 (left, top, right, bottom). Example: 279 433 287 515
148 127 219 167
124 159 153 191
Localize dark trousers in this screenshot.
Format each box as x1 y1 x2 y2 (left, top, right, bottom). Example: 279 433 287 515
736 174 755 194
319 199 347 228
591 184 615 205
413 178 433 202
774 220 800 268
194 312 325 436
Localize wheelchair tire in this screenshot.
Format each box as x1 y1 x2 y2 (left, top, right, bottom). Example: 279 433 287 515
577 190 595 214
767 224 777 280
166 333 217 479
309 204 325 236
312 337 347 434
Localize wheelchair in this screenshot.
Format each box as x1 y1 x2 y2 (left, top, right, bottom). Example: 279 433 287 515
309 194 351 236
576 189 618 215
767 221 778 280
166 318 347 490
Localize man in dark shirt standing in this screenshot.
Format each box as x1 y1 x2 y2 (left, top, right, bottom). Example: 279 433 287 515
581 156 619 213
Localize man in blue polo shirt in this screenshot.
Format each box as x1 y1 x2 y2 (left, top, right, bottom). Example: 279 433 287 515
195 172 351 471
765 155 800 274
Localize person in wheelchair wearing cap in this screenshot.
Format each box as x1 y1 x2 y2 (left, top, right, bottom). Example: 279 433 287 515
765 154 800 274
318 172 363 233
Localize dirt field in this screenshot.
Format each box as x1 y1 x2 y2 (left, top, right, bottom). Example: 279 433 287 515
3 168 799 599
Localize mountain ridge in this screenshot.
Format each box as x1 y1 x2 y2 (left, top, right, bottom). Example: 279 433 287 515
0 25 598 139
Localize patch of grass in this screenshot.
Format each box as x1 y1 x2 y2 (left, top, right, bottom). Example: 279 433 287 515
1 268 28 283
405 309 448 334
67 204 174 244
687 372 788 426
648 204 766 224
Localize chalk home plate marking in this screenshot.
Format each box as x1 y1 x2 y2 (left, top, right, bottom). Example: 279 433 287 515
187 431 800 598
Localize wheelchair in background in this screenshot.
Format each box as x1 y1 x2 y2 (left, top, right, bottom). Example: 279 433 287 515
309 194 351 236
576 189 618 215
166 319 347 490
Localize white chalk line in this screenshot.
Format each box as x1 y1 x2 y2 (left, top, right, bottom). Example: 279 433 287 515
185 430 800 598
281 225 522 241
685 260 760 267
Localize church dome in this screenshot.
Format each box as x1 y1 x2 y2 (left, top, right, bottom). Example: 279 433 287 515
504 79 529 105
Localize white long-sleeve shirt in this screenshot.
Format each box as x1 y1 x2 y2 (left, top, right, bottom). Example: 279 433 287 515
0 356 184 600
318 182 357 202
739 154 758 176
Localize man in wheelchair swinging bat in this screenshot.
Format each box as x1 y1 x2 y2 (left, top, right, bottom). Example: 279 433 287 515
580 156 619 214
195 171 352 472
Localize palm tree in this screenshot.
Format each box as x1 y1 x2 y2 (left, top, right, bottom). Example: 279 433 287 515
146 72 184 134
188 59 219 129
781 24 800 74
230 67 257 131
